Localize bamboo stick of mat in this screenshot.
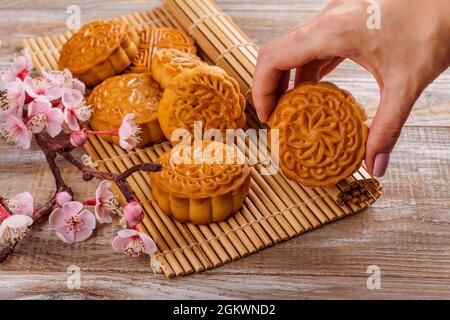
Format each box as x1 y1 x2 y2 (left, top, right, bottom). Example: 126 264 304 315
163 0 253 97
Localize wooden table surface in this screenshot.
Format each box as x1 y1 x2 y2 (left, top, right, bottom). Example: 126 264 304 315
0 0 449 300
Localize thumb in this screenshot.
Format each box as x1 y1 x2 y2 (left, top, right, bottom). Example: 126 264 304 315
365 89 414 177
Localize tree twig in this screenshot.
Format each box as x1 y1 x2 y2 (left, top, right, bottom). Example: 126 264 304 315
1 131 162 263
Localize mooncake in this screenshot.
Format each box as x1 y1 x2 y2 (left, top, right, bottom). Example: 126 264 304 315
126 27 196 74
88 73 164 147
59 20 139 87
151 48 206 89
158 65 246 145
268 82 369 187
150 141 251 224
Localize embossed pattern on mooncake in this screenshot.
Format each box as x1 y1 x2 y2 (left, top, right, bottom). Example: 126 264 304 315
150 141 251 224
59 20 139 87
126 27 196 74
151 48 206 89
88 73 164 146
268 82 369 187
158 65 246 145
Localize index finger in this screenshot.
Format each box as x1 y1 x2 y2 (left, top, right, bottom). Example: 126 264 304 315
252 25 336 123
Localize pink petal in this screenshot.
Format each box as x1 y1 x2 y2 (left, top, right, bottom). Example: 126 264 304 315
12 52 31 76
118 228 139 238
9 191 34 217
74 210 96 242
72 79 86 94
20 130 32 150
46 108 64 137
2 114 32 150
48 207 67 231
77 209 96 231
5 79 25 115
45 87 65 101
64 109 80 131
62 201 83 216
95 206 112 224
139 232 157 254
96 180 112 200
55 231 74 244
23 76 38 98
1 215 33 229
1 70 16 86
28 97 52 117
119 139 134 150
112 235 131 253
118 122 132 140
62 90 83 109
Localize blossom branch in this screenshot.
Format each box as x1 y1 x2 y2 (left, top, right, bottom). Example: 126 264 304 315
0 53 161 265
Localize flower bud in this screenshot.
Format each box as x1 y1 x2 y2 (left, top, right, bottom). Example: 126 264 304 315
70 130 87 147
123 201 144 227
55 191 73 207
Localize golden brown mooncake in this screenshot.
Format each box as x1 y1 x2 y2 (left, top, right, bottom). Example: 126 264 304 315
126 27 197 74
150 141 251 224
158 65 246 145
268 82 369 187
59 20 139 87
151 48 206 89
88 73 164 147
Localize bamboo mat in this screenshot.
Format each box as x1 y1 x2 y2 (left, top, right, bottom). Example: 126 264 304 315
22 2 382 278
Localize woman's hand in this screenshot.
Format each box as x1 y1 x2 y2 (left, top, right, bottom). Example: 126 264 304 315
252 0 450 176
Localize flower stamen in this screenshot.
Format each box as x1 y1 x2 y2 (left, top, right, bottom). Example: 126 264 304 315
65 215 85 233
124 236 146 257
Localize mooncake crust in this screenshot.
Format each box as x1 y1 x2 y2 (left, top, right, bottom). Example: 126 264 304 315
59 20 139 87
158 65 246 145
268 82 369 187
88 73 164 146
151 48 206 89
150 141 251 224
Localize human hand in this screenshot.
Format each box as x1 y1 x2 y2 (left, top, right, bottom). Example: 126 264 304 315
252 0 450 177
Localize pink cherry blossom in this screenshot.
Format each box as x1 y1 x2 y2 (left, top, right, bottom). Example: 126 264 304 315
4 191 34 217
42 69 85 95
27 97 64 137
119 114 141 150
61 90 92 131
94 180 120 224
0 214 33 244
55 191 73 207
1 50 32 85
123 201 144 227
49 201 96 244
4 78 25 116
69 129 88 147
23 76 64 102
0 113 32 149
112 229 157 257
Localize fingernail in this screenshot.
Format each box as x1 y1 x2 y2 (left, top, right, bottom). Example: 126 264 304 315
256 111 265 123
373 153 390 177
